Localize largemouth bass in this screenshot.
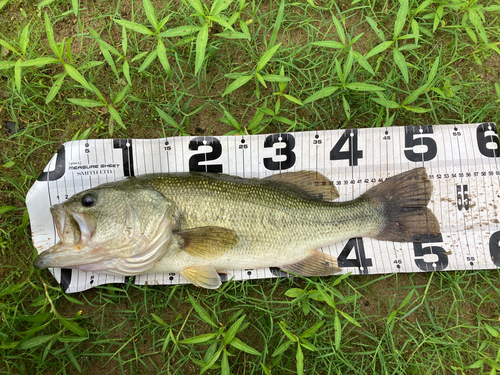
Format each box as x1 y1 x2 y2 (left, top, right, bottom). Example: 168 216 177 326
34 168 440 289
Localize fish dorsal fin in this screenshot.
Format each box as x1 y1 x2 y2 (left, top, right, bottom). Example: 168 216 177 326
181 266 222 289
264 171 339 202
176 227 238 260
280 250 341 276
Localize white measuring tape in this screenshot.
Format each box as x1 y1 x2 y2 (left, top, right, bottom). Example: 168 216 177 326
27 123 500 293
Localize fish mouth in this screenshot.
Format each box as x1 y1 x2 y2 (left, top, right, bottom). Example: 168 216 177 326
34 204 105 270
34 204 174 276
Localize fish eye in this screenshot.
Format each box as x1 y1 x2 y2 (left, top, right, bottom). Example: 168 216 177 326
81 194 96 207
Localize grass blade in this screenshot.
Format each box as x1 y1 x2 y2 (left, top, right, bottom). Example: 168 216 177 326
195 23 209 74
14 58 21 92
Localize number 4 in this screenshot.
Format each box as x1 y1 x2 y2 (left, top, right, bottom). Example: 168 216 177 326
330 129 363 166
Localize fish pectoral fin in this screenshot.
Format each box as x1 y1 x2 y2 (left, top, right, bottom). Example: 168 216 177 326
181 266 222 289
176 227 238 260
280 250 341 276
264 171 339 202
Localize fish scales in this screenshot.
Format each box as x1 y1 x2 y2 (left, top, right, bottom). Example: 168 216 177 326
145 173 385 271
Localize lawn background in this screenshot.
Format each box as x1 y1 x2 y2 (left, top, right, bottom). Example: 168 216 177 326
1 0 500 373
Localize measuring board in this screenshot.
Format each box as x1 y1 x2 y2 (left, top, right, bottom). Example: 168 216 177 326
26 123 500 293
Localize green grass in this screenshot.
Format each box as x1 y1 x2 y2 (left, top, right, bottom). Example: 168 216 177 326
1 0 500 373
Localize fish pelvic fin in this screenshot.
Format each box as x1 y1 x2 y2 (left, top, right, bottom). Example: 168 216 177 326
176 227 238 260
365 167 441 242
181 266 221 289
264 170 339 202
280 250 341 276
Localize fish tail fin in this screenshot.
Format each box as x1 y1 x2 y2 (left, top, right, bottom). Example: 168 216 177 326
364 167 441 242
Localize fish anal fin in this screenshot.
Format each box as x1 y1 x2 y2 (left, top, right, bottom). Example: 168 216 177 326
181 266 222 289
177 227 238 260
280 250 341 276
264 171 339 202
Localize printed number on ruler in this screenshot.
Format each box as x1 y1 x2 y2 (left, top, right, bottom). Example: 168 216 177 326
404 126 437 162
337 238 373 274
189 137 223 173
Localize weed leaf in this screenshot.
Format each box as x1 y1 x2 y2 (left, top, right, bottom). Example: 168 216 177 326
211 0 234 17
143 0 158 30
394 0 409 39
272 339 292 357
159 25 200 38
345 82 384 92
179 333 217 344
46 73 66 104
108 106 125 129
188 293 218 328
115 19 153 36
223 75 253 96
186 0 204 15
256 43 281 72
312 41 345 49
67 98 103 108
365 41 393 59
195 24 209 74
269 0 284 47
331 16 345 45
304 86 340 104
392 47 409 83
157 39 171 76
296 342 304 375
19 335 56 350
64 64 94 92
138 49 158 72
